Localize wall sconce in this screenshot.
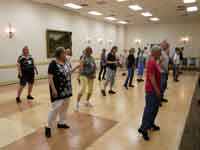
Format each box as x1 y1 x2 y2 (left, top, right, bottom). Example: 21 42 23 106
5 23 15 39
108 40 113 45
134 39 141 45
97 38 103 44
181 36 190 44
86 37 92 44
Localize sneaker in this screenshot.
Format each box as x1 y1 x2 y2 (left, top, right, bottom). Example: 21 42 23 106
124 85 128 90
27 95 34 100
151 124 160 131
45 127 51 138
101 90 106 96
85 101 94 107
75 103 80 112
129 85 135 88
138 128 150 141
161 98 168 103
57 124 70 129
108 90 116 94
16 97 22 103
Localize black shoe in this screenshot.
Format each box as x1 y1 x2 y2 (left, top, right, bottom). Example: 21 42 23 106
151 125 160 131
161 98 168 103
124 85 128 90
138 128 150 141
174 79 179 82
129 85 135 88
101 90 106 96
45 127 51 138
108 90 116 94
27 95 34 100
16 97 22 103
57 124 70 129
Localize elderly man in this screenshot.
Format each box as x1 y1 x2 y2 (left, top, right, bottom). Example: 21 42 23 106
160 41 170 103
138 46 162 141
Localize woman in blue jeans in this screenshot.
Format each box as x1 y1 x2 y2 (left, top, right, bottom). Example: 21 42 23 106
124 48 135 89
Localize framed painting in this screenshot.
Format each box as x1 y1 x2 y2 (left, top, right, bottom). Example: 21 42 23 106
46 29 72 58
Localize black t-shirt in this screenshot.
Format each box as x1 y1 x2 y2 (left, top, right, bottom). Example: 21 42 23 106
106 52 117 70
17 55 35 74
48 60 72 102
127 54 135 68
180 51 183 60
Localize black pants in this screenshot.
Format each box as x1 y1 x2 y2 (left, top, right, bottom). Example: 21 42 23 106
98 65 106 80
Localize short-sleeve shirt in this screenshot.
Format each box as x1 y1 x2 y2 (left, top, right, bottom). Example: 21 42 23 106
106 52 117 70
48 60 72 102
145 58 161 93
17 55 35 73
80 56 96 77
127 54 135 68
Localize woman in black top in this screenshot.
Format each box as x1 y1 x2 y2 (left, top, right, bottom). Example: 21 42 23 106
101 46 118 96
16 46 38 103
45 47 79 138
124 48 135 89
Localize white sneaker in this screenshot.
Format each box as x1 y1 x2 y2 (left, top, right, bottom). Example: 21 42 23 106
75 103 80 112
85 101 94 107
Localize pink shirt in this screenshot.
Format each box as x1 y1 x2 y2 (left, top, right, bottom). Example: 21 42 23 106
145 57 161 93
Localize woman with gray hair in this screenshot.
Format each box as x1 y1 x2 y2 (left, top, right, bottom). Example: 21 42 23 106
45 47 79 138
138 46 162 141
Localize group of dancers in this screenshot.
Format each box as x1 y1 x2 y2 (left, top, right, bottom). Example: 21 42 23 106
15 41 180 140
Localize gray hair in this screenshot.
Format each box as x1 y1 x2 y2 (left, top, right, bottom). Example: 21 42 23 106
55 47 65 58
151 46 161 54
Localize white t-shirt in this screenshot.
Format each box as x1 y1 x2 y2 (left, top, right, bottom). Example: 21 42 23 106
173 53 180 65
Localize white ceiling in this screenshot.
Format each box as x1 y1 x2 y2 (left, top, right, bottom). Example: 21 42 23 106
32 0 200 24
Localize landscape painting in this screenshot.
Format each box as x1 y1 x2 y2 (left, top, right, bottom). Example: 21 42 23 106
46 29 72 58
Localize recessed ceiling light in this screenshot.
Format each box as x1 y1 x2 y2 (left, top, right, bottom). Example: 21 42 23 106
150 17 160 21
141 12 152 17
187 6 198 12
183 0 196 4
88 11 102 16
128 5 143 11
64 3 82 9
105 17 117 21
118 21 128 24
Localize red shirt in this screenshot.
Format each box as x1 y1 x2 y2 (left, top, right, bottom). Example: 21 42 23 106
145 57 161 92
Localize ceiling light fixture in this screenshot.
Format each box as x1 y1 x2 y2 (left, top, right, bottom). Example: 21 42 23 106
64 3 82 9
128 5 143 11
141 12 152 17
187 6 198 12
150 17 160 21
118 21 128 24
183 0 196 4
88 11 102 16
105 17 117 21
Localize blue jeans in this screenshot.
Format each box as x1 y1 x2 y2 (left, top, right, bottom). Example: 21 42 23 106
124 67 134 86
140 92 160 132
160 73 168 99
138 62 144 76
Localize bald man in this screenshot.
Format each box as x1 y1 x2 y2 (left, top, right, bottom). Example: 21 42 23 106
138 46 162 141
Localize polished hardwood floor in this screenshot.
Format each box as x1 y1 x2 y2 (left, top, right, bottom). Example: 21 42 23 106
0 71 198 150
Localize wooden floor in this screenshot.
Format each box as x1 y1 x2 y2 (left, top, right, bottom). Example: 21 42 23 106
0 71 198 150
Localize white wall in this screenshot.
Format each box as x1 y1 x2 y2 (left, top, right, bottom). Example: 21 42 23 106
125 23 200 57
0 0 125 83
